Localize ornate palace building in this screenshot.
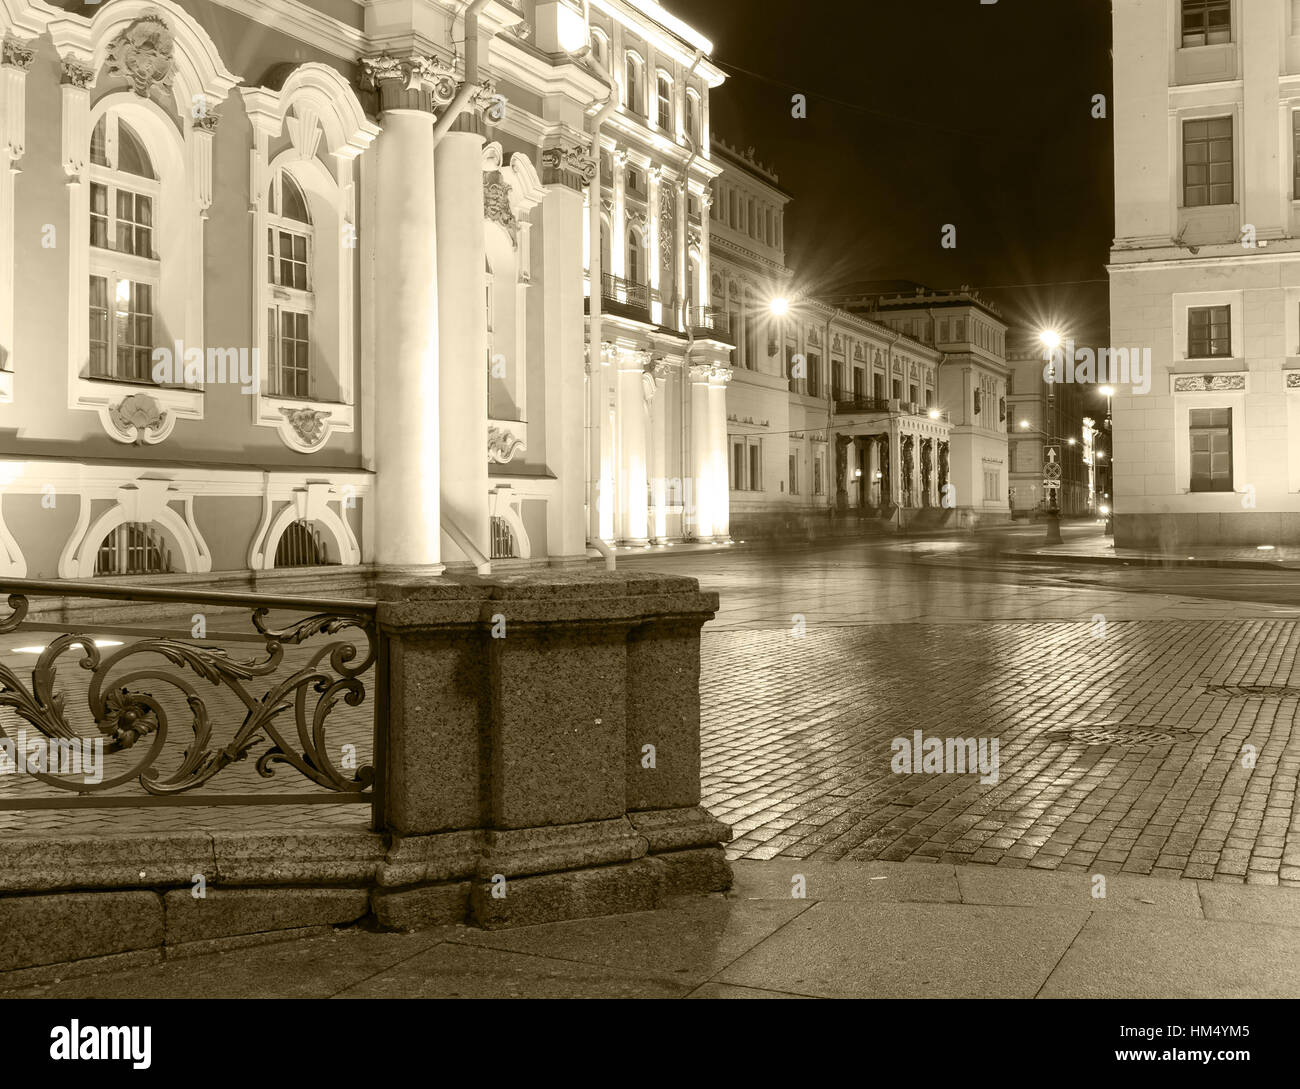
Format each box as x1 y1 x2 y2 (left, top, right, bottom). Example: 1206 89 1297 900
0 0 728 583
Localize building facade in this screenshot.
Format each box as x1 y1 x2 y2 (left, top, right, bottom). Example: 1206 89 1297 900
0 0 728 584
1111 0 1300 546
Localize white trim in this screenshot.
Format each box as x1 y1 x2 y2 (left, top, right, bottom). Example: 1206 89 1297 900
242 65 377 454
60 477 212 578
249 481 361 569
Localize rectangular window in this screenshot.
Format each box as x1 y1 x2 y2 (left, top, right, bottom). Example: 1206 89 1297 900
657 77 672 131
1189 407 1233 491
115 189 153 257
89 275 109 377
1187 304 1231 358
272 310 311 398
892 378 902 400
813 453 825 496
113 279 153 382
90 183 110 249
873 373 884 400
785 345 797 393
983 469 1000 502
749 443 761 492
272 229 310 290
807 352 820 397
1183 117 1233 207
909 384 918 405
789 453 799 495
953 318 965 341
832 362 844 400
1181 0 1230 47
731 439 745 490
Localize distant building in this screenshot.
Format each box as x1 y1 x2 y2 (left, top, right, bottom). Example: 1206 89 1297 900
1006 334 1095 517
1111 0 1300 546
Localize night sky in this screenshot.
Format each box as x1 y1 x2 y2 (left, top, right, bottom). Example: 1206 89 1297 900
668 0 1115 349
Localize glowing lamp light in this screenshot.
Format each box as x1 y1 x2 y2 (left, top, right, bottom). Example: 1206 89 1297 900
1019 420 1030 429
854 468 863 478
1258 545 1276 551
1067 438 1077 446
1099 385 1116 397
1039 330 1061 350
557 4 590 53
1099 504 1110 515
928 409 940 419
13 639 123 654
769 297 790 317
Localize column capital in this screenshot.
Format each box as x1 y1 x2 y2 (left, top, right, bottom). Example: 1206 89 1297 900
60 54 95 88
617 346 652 372
2 37 36 72
360 51 457 114
688 363 713 384
540 137 596 190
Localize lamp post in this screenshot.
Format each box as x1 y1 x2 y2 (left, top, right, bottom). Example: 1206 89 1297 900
1039 330 1065 545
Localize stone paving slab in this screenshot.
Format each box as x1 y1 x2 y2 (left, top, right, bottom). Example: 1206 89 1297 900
1038 913 1300 999
6 861 1299 998
713 901 1089 999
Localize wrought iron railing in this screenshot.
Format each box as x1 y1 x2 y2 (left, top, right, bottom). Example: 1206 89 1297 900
686 304 732 340
600 272 649 312
0 578 383 825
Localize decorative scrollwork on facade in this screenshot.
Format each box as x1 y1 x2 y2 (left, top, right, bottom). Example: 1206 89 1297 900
1173 374 1245 392
60 55 95 88
279 406 332 449
0 600 377 798
2 37 36 71
484 179 517 236
488 424 526 464
540 141 596 189
106 14 177 98
108 393 170 445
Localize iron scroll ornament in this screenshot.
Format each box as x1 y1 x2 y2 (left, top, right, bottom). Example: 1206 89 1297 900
0 595 375 797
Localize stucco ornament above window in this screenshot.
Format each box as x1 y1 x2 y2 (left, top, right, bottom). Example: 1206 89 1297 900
1173 374 1245 392
280 407 332 451
108 392 171 445
106 14 176 98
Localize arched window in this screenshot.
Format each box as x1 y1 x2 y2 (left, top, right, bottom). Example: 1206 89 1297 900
685 90 700 145
656 72 673 131
95 522 171 577
274 519 330 567
591 28 608 69
624 52 644 116
265 170 314 399
88 113 158 383
627 229 641 286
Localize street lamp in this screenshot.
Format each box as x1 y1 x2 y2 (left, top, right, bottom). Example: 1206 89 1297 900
1039 329 1061 351
769 296 790 318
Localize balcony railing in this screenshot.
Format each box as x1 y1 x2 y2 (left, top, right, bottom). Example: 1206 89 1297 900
834 396 949 422
686 305 735 345
0 578 382 825
599 272 649 317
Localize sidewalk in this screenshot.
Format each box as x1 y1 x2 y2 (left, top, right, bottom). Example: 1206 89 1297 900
4 861 1298 998
1005 534 1300 570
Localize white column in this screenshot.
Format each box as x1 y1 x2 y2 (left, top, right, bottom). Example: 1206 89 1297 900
540 139 595 562
648 364 668 542
0 39 35 403
617 348 649 544
435 129 489 564
372 106 441 567
689 364 713 539
699 185 712 301
708 365 731 541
